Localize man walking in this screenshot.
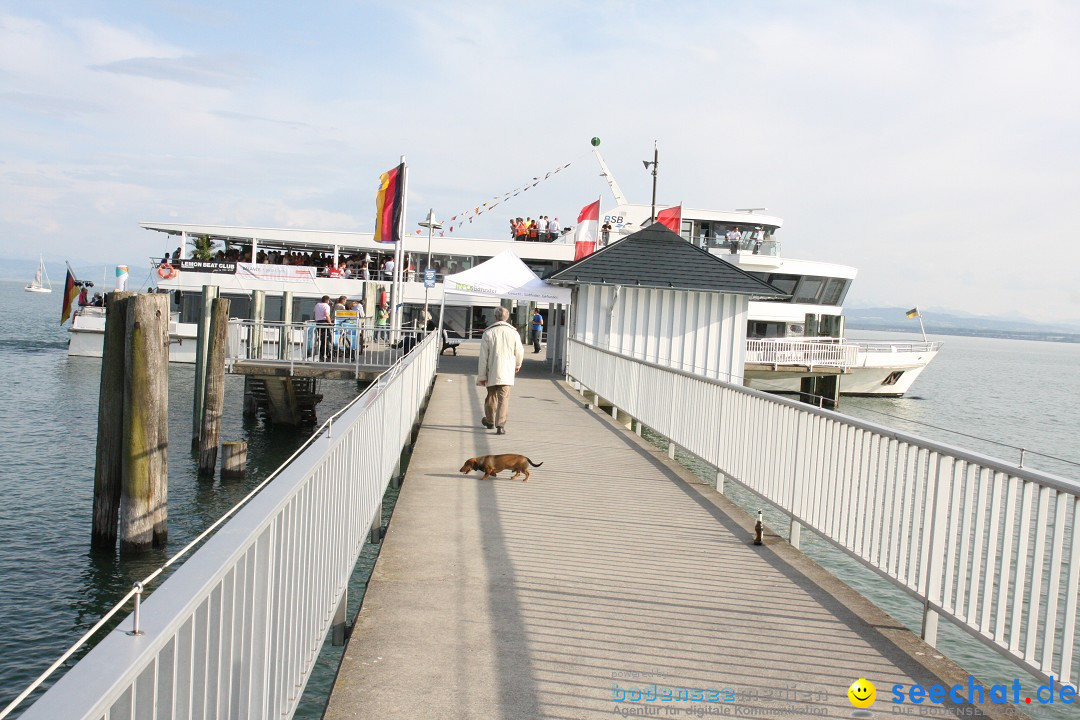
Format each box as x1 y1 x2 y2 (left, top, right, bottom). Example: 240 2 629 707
531 309 544 353
477 306 524 435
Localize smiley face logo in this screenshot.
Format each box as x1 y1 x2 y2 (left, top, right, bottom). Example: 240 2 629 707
848 679 876 708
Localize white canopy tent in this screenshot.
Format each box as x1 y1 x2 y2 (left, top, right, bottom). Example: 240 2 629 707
443 249 572 305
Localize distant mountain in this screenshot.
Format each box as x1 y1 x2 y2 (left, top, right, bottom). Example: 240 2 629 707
845 306 1080 342
0 259 118 285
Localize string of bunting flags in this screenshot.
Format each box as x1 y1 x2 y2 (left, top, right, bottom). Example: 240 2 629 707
414 160 573 236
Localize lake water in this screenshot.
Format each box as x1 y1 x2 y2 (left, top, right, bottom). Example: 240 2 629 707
0 281 369 716
0 281 1076 716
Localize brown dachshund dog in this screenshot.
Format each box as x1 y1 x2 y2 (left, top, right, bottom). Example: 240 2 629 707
460 454 543 482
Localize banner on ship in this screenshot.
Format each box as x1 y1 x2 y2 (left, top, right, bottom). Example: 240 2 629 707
179 259 238 274
235 262 318 284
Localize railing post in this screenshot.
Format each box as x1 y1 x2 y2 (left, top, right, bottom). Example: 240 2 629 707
370 495 383 545
126 582 144 636
331 589 348 646
788 411 804 550
921 457 949 647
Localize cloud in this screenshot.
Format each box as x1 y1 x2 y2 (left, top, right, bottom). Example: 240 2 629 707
1 2 1079 322
0 91 104 116
92 54 251 88
211 110 317 130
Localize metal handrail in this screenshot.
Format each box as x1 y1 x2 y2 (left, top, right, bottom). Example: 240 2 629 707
745 338 859 368
569 339 1080 689
226 319 427 372
848 339 944 353
7 332 439 719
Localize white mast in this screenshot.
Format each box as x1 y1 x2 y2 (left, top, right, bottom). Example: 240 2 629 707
390 155 407 339
592 149 628 206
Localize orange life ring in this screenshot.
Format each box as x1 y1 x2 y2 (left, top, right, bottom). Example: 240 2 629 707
158 263 177 279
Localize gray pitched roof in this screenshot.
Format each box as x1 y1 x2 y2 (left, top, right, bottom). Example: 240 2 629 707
545 224 788 297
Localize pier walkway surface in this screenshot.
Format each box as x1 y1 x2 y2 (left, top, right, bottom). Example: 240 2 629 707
325 344 1014 720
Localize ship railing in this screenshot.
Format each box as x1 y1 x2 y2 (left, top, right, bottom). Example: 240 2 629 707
8 332 440 720
568 339 1080 691
225 319 428 375
745 338 859 367
848 339 945 353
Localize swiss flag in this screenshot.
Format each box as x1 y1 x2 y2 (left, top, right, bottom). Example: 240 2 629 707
574 199 600 260
657 204 682 233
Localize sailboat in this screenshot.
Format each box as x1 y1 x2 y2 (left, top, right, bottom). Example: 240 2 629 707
25 256 52 293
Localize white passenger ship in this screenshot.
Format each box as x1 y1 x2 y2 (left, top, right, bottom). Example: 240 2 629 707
68 174 938 396
591 201 941 396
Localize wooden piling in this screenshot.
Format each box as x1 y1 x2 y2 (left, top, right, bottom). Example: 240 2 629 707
198 298 231 477
221 440 248 478
119 293 170 553
91 291 134 550
192 284 219 448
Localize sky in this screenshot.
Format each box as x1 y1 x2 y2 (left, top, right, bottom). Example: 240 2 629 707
2 0 1078 321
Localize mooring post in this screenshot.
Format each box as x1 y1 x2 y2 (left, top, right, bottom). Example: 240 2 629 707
91 291 134 550
221 441 248 478
119 293 170 553
193 284 219 448
198 298 231 477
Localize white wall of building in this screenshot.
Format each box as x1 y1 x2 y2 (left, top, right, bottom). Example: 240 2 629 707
571 284 748 384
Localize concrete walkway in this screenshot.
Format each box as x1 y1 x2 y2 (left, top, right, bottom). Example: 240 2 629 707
325 343 1018 720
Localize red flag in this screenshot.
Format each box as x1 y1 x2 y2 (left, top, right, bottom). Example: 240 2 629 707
574 199 600 260
374 162 405 243
657 204 682 233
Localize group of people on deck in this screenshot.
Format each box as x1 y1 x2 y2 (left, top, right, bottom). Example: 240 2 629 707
312 295 390 362
510 216 561 242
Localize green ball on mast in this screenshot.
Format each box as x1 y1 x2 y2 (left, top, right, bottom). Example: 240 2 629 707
590 137 601 147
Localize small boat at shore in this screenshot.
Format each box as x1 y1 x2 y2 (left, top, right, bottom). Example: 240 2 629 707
25 256 52 293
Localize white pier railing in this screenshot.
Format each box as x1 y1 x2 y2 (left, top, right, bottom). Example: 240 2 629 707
226 319 427 373
569 339 1080 690
12 331 440 720
745 337 859 368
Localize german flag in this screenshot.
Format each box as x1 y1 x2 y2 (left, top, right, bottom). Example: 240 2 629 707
374 162 405 243
905 307 920 319
60 268 80 324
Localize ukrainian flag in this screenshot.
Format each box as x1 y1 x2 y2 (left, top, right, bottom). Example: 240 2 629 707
905 307 920 319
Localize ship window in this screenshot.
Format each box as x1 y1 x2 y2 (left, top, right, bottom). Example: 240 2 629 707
793 276 826 304
766 273 799 296
747 321 786 338
820 278 849 306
